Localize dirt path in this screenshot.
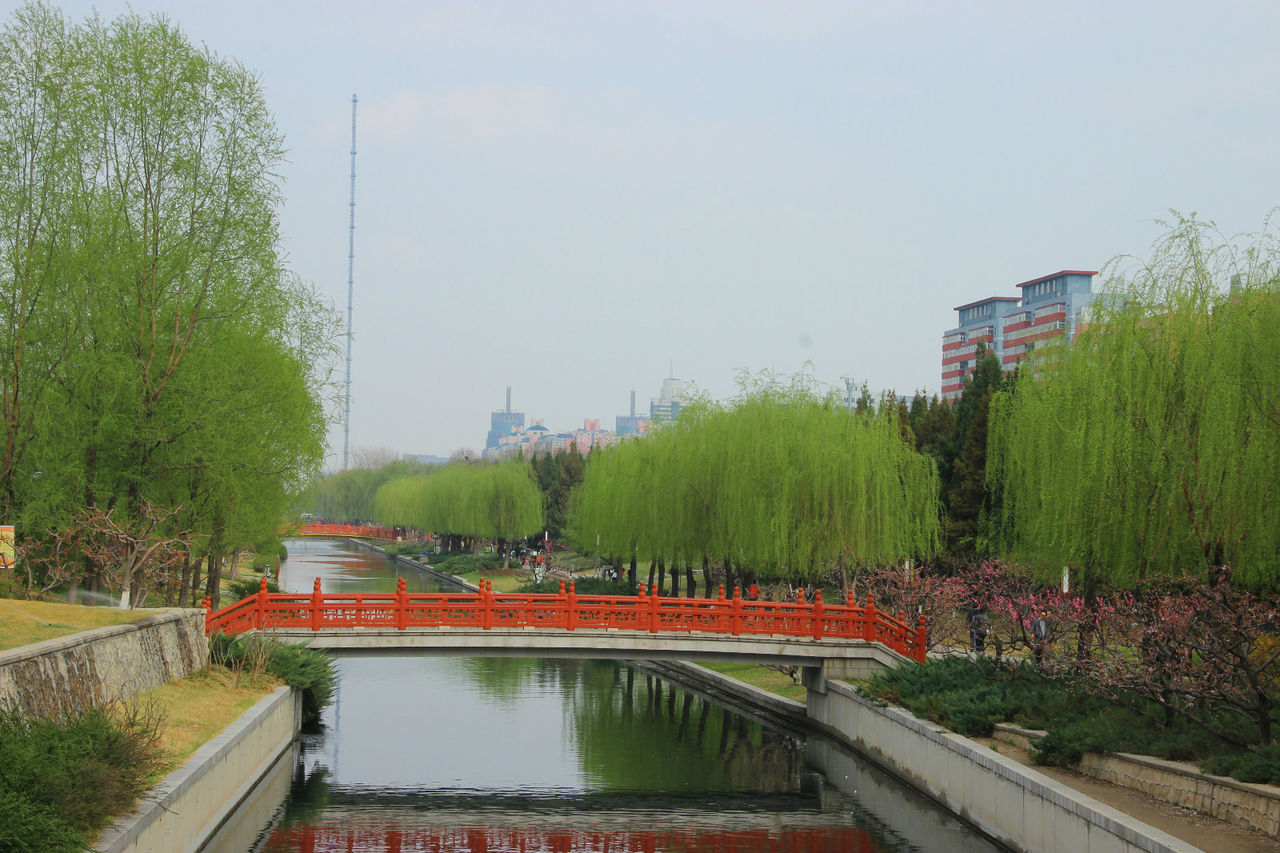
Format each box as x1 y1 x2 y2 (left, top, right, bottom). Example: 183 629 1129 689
971 737 1280 853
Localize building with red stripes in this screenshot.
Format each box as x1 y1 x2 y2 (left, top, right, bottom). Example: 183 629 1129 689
941 270 1097 400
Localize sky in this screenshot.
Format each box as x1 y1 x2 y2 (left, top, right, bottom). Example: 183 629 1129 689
45 0 1280 466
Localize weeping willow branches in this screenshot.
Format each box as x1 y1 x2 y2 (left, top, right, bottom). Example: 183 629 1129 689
989 214 1280 589
375 460 544 548
570 384 941 581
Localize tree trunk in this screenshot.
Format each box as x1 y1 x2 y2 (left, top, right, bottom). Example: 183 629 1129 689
190 554 205 605
686 561 697 599
702 555 712 599
645 558 656 593
178 553 192 608
629 554 638 591
671 560 681 597
656 557 666 596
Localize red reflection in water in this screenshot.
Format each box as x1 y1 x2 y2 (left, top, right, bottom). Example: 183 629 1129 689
263 825 880 853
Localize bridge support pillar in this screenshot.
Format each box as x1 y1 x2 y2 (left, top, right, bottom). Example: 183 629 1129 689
801 664 827 694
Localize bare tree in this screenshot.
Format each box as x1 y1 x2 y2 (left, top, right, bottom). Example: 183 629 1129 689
349 445 402 470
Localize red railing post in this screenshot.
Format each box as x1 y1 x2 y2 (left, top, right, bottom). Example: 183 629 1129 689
812 590 824 640
897 609 908 654
865 593 878 644
482 580 493 630
311 578 323 631
567 580 577 631
649 583 660 633
202 596 212 634
916 612 928 662
396 577 408 629
730 586 742 636
255 576 269 630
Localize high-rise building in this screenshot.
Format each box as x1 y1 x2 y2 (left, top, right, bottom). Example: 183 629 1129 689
486 386 525 449
616 389 649 435
942 270 1097 400
650 375 684 424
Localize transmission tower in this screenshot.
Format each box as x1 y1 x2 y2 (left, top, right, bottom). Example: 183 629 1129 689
343 94 357 470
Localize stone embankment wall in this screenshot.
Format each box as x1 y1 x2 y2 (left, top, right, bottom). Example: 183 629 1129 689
94 686 301 853
994 723 1280 840
806 680 1202 853
0 609 208 716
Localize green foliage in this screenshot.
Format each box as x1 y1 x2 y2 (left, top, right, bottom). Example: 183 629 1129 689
0 787 82 853
1201 745 1280 785
989 215 1280 588
0 702 164 851
431 552 506 575
374 460 543 544
866 657 1065 736
0 4 340 606
519 577 632 595
382 540 431 558
864 656 1272 781
570 377 940 583
223 576 280 600
210 635 336 725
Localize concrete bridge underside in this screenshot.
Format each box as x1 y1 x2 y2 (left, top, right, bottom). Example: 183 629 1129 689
252 626 908 684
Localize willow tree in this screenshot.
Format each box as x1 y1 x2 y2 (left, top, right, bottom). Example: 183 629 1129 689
989 215 1280 591
375 460 543 560
570 380 941 591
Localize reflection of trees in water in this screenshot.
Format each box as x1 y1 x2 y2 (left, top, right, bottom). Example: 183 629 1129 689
569 661 803 793
448 656 574 711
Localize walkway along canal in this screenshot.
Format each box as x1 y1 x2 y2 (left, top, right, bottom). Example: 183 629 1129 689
225 537 1005 853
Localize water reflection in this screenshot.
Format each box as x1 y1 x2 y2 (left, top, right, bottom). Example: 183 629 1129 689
255 540 1000 853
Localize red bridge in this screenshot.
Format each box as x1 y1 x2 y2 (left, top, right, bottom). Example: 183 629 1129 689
293 522 398 540
204 578 927 668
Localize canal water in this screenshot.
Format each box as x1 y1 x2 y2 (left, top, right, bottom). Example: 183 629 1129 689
241 538 1003 853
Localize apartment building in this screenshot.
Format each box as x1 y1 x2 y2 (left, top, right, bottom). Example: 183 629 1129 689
941 270 1097 400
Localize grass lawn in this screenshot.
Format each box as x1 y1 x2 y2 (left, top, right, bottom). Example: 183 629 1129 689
0 599 164 652
141 666 282 775
698 661 808 702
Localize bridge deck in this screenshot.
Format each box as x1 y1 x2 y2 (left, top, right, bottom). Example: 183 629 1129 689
253 625 911 668
205 577 927 665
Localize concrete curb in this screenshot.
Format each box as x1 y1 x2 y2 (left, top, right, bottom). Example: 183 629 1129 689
93 686 301 853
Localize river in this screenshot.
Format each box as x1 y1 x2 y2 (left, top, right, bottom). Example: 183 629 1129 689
234 538 1003 853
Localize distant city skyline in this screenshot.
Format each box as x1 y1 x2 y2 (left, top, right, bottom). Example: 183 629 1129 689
47 1 1280 463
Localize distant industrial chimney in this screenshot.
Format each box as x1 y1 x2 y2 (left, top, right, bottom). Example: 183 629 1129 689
505 385 512 413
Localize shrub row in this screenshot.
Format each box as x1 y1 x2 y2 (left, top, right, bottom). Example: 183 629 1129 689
863 657 1272 781
210 634 336 725
0 702 164 853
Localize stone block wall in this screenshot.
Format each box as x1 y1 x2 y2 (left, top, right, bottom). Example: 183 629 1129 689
0 609 208 716
992 723 1280 839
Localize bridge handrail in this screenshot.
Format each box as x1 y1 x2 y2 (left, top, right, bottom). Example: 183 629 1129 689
204 579 927 663
293 523 399 540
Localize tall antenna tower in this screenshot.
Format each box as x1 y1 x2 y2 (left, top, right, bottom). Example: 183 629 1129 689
342 94 357 469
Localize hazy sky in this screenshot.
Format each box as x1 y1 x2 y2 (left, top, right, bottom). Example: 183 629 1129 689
48 1 1280 465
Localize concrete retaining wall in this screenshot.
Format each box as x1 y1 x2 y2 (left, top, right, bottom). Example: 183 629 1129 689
94 686 301 853
993 723 1280 839
806 681 1202 853
0 609 208 716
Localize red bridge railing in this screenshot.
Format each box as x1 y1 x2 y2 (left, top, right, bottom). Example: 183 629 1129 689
294 523 398 540
262 824 878 853
204 578 927 663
